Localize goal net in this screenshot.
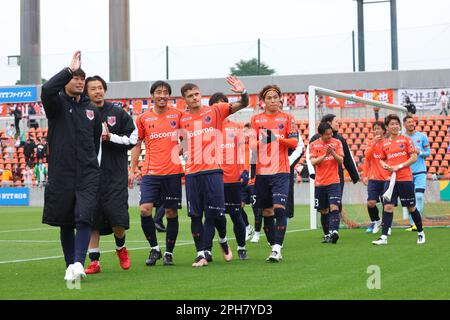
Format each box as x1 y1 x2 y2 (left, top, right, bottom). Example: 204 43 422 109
306 85 450 230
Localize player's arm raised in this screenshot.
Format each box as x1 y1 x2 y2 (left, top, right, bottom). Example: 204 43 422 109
226 76 249 114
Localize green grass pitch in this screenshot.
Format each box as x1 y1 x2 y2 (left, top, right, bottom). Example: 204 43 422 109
0 206 448 300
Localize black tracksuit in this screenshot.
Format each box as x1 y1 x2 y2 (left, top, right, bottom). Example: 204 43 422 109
94 102 137 235
41 68 102 227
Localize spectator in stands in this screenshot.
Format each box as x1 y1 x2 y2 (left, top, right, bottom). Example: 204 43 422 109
24 137 36 167
6 124 16 140
28 102 39 130
11 105 22 137
36 138 46 162
12 164 22 185
34 159 48 188
439 91 449 116
403 96 416 116
373 106 380 121
22 164 33 188
1 166 13 187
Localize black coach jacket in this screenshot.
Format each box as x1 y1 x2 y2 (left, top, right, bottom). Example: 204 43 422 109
41 68 102 227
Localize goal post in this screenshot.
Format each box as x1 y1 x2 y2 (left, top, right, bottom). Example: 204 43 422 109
307 85 408 230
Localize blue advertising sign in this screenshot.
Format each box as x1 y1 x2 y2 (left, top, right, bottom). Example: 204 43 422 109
0 188 30 206
0 86 37 103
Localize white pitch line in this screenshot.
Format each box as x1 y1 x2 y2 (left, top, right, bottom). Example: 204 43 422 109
0 228 312 265
0 228 55 234
0 240 193 244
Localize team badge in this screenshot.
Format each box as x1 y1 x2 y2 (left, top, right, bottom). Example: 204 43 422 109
399 144 404 150
170 120 177 128
86 110 94 120
204 115 212 124
107 116 116 127
278 123 285 130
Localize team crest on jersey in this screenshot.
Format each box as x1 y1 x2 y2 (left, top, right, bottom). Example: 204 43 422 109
399 144 404 150
86 110 94 120
170 120 177 128
204 115 212 124
278 123 285 130
107 116 116 127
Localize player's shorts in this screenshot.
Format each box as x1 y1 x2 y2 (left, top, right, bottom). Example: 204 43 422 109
255 173 290 209
367 180 386 202
314 183 342 210
185 171 225 218
139 174 182 210
224 183 242 214
93 187 130 235
240 184 254 205
382 180 416 207
413 173 427 193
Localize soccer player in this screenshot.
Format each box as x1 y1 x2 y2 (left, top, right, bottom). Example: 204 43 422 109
250 85 298 261
209 93 249 260
41 51 102 281
180 76 248 267
403 115 430 231
362 121 389 234
307 114 359 242
309 123 344 244
372 114 425 245
83 75 137 274
129 81 184 266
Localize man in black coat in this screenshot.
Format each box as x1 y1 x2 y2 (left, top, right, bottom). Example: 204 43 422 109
83 75 137 275
41 51 102 282
307 114 360 240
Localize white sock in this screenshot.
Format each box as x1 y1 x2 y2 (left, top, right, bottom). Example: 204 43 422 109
164 251 172 256
381 235 387 240
197 250 204 257
418 231 425 236
218 237 227 244
116 245 124 250
272 244 281 253
237 246 246 251
254 231 260 236
151 245 160 252
88 247 100 253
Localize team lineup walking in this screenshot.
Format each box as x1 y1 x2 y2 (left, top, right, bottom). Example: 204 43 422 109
40 51 428 283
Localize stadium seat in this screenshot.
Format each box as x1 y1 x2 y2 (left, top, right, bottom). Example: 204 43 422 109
428 167 437 174
438 131 445 137
444 154 450 161
423 126 431 132
353 128 361 134
431 149 437 155
432 126 440 132
350 133 357 140
345 128 352 134
434 136 443 143
438 148 446 155
432 142 440 149
435 154 443 161
431 160 440 167
441 160 449 168
429 131 437 137
362 127 369 134
354 139 362 145
425 161 430 167
358 133 366 140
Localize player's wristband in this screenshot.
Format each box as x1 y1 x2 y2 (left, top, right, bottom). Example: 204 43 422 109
241 89 247 95
398 164 404 169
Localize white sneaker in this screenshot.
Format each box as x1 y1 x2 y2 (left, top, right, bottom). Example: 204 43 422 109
372 221 381 234
266 251 282 262
245 225 255 241
387 227 392 236
250 232 260 243
64 264 75 281
372 237 388 245
72 262 86 280
417 232 426 244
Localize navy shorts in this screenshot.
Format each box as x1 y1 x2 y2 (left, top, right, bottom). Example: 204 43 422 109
139 174 182 209
314 183 342 210
255 173 290 209
185 172 225 218
224 183 242 214
367 180 386 202
383 180 416 207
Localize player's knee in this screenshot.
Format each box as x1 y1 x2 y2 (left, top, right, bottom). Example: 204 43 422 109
113 227 125 238
273 204 285 210
383 204 394 212
367 200 377 208
165 208 178 218
262 208 274 217
320 209 329 215
407 206 416 213
329 204 339 212
140 204 153 217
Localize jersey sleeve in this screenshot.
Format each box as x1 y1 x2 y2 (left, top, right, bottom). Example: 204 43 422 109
336 140 344 156
136 114 146 141
215 103 232 122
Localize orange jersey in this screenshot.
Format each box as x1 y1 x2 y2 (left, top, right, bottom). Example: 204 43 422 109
136 107 184 176
220 120 245 183
363 139 390 181
309 138 343 186
380 135 415 181
180 103 231 176
250 111 297 175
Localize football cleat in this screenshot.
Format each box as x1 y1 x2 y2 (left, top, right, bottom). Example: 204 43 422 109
372 221 381 234
245 225 255 241
64 264 75 281
84 260 101 274
405 225 418 232
372 237 388 245
220 243 233 262
387 227 392 236
366 223 375 233
204 250 213 262
250 232 260 243
145 249 162 266
266 251 282 262
163 253 174 266
192 256 208 267
116 247 131 270
321 234 330 243
330 231 339 244
154 221 166 233
237 249 248 260
72 262 87 280
417 232 426 244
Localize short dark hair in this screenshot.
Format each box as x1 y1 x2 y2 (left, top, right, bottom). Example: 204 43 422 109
403 115 414 123
150 80 172 95
259 85 281 101
318 122 333 135
372 121 386 132
209 92 228 106
321 114 336 124
385 114 401 127
72 68 86 79
85 75 107 93
181 83 199 97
